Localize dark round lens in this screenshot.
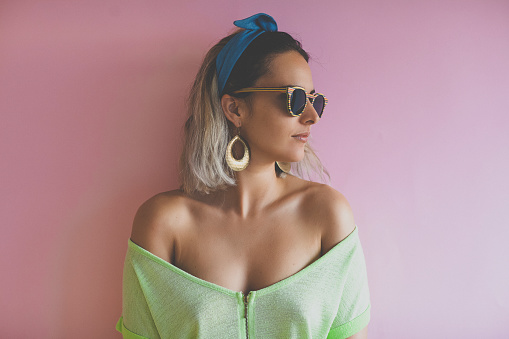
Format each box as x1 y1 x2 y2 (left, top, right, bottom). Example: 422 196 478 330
290 88 307 115
312 95 325 117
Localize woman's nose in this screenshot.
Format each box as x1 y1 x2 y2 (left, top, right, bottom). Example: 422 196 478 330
300 99 321 124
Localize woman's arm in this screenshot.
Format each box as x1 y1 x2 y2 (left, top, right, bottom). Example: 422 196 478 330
311 185 370 339
130 191 188 264
346 325 368 339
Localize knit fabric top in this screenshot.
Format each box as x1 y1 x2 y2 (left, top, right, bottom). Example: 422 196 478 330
115 225 371 339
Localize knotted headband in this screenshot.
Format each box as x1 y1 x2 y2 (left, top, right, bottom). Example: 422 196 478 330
216 13 278 97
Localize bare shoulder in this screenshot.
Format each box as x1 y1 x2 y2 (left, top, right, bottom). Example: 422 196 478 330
298 181 357 256
130 189 192 263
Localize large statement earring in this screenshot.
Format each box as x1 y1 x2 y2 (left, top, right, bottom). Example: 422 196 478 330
226 127 250 171
276 161 291 173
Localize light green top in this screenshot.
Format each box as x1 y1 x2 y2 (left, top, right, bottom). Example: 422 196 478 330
116 225 371 339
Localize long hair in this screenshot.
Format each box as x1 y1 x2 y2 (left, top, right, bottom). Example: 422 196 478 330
179 29 330 194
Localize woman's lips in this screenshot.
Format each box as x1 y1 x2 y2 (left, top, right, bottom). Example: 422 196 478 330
292 133 309 142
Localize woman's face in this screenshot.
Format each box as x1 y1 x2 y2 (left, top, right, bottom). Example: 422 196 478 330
240 50 321 165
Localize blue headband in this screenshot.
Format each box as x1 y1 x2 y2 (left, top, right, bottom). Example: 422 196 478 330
216 13 278 97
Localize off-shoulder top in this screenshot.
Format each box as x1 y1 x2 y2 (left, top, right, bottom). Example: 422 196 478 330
116 225 371 339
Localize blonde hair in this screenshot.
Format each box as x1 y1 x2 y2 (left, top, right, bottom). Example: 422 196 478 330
178 30 330 194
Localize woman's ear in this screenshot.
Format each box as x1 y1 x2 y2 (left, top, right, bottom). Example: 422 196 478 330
221 94 243 127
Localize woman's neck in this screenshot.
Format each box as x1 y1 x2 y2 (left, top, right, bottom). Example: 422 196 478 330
224 162 285 219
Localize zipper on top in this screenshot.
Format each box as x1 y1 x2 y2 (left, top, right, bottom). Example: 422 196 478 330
242 291 252 339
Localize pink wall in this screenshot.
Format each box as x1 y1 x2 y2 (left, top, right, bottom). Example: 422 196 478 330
1 0 508 338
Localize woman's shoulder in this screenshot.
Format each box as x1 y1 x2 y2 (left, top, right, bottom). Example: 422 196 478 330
129 189 193 263
285 174 348 207
288 176 357 255
132 189 193 227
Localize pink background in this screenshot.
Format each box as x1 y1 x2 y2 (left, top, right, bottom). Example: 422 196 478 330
1 1 508 338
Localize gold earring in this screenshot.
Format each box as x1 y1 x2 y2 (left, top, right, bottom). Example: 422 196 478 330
276 161 291 173
226 127 249 171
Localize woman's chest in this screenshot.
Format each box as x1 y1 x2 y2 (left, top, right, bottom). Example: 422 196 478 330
173 213 322 294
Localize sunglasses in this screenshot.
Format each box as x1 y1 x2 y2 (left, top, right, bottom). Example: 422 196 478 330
232 86 328 117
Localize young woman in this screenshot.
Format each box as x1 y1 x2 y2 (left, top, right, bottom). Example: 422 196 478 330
116 13 371 339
